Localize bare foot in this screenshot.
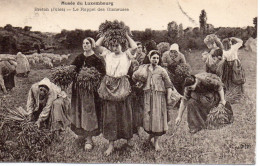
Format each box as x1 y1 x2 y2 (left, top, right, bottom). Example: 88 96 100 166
150 137 154 147
155 144 161 151
104 143 114 156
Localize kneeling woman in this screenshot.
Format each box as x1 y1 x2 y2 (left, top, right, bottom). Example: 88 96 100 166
175 73 233 134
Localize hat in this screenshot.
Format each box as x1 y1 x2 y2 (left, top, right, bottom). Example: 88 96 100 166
170 43 179 53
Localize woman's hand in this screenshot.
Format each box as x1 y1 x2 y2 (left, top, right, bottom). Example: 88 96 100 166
35 120 41 128
175 116 182 126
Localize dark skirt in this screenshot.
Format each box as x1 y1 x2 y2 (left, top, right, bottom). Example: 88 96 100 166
69 82 102 137
102 97 133 141
187 91 232 133
131 87 144 133
222 60 245 91
100 75 133 141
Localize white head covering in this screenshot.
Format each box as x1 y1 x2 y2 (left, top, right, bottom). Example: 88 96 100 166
170 43 179 53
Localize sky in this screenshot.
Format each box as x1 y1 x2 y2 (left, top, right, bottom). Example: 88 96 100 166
0 0 257 32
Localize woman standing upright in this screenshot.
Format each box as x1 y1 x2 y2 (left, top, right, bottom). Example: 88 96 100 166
69 37 106 151
222 37 245 99
96 32 137 156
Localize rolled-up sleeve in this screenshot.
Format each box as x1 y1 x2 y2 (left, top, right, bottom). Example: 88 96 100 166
161 68 173 89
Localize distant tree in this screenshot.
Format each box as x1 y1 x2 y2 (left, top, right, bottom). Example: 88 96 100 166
143 28 153 41
199 10 207 34
192 27 201 37
178 24 184 38
167 21 178 43
206 24 215 34
253 17 257 38
24 26 32 32
4 24 13 31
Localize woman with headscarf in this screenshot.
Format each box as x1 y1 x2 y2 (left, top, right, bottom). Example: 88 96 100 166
161 43 188 95
69 37 106 151
27 78 70 132
133 50 173 151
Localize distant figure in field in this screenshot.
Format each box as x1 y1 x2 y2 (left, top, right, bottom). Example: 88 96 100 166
135 41 146 65
16 52 30 77
0 58 17 94
202 34 224 74
221 37 245 102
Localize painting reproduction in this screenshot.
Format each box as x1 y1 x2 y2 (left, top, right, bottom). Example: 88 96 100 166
0 0 257 164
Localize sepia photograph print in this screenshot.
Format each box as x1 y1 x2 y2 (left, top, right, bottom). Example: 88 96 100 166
0 0 257 164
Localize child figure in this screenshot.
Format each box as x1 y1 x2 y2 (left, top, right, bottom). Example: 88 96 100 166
133 50 173 151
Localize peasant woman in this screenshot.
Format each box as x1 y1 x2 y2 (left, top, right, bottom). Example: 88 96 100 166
175 73 233 134
133 50 173 151
95 33 137 156
69 37 105 151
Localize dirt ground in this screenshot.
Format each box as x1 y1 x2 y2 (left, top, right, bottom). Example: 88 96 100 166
0 49 256 164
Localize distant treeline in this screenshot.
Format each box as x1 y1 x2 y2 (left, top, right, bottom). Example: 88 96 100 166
55 25 256 52
0 23 257 54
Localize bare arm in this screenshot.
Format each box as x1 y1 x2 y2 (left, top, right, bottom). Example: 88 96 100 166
175 98 187 126
230 37 243 49
0 74 7 94
218 87 226 106
95 36 105 47
126 34 137 55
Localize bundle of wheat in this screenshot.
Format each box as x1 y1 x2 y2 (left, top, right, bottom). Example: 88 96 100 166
206 105 234 130
76 67 102 94
98 20 132 50
51 65 77 89
168 63 191 83
157 42 170 55
1 107 55 161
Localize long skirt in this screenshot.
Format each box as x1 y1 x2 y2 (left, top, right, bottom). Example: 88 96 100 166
69 83 102 137
99 75 133 141
143 90 168 136
187 91 232 133
222 60 245 103
131 87 144 133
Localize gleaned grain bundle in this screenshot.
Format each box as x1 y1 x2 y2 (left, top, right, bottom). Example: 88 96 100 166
0 107 54 161
51 65 77 89
98 20 132 50
157 42 170 55
206 105 234 130
169 63 191 83
76 67 102 94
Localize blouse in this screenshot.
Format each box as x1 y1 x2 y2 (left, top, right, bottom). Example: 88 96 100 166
142 65 173 92
223 39 243 61
100 47 136 77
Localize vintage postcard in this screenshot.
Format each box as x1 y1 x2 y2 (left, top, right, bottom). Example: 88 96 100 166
0 0 257 164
